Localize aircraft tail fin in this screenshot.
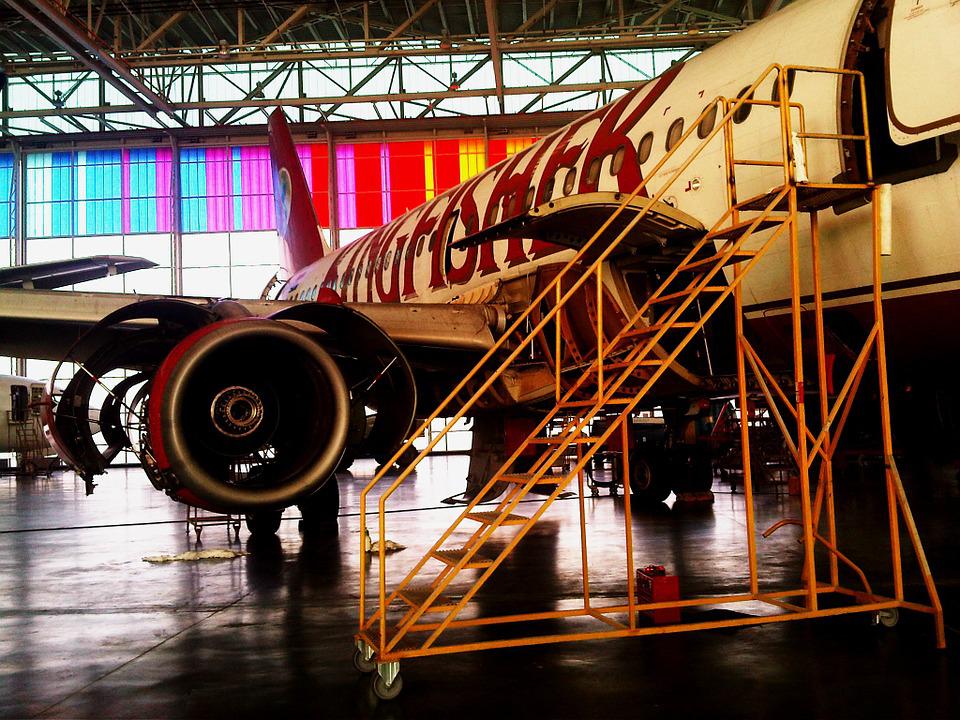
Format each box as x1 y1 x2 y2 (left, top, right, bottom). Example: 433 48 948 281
268 108 330 274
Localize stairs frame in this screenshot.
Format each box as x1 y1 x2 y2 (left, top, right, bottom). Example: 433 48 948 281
356 64 945 672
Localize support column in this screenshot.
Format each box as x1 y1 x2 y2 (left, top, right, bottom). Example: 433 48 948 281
327 128 339 250
13 142 27 378
169 136 183 294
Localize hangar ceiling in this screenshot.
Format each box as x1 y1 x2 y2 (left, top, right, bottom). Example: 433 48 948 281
0 1 793 135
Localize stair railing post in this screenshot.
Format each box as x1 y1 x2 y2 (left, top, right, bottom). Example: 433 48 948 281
620 414 637 629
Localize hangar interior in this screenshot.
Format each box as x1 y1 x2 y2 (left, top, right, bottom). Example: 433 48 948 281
1 1 959 717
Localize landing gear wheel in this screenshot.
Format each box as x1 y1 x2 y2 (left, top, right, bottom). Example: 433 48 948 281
298 478 340 533
877 608 899 628
371 673 403 700
628 456 670 504
245 509 283 536
353 649 376 674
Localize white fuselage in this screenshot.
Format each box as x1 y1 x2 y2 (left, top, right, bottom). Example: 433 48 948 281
281 0 959 334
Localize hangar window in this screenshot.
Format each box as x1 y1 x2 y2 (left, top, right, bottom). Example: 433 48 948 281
637 132 654 164
733 86 754 124
586 157 602 187
563 168 576 195
697 103 718 139
665 118 684 151
610 146 625 176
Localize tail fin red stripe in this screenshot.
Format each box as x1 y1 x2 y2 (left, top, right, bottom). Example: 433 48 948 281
268 109 329 274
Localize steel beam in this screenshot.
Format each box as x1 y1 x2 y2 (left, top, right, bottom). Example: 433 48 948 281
378 0 440 47
484 0 505 114
6 0 187 126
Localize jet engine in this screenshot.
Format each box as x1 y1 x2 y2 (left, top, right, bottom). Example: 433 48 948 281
44 298 416 521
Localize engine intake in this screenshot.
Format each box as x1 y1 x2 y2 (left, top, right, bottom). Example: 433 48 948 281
148 318 350 511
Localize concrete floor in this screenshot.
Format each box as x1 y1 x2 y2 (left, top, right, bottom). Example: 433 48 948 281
0 455 957 719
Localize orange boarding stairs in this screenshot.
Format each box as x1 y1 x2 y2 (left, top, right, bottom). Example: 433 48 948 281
354 64 944 700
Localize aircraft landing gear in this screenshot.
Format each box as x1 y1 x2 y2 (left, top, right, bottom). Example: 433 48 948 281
298 477 340 533
245 509 283 536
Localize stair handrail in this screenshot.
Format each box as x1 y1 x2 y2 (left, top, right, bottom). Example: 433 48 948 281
360 61 800 628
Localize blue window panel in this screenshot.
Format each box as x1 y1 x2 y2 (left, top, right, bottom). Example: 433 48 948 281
232 147 243 232
51 152 74 237
180 148 207 233
0 154 12 238
84 150 122 235
128 148 158 234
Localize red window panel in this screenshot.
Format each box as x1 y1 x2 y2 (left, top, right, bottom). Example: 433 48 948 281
308 143 330 227
433 139 461 193
353 142 384 228
388 141 427 219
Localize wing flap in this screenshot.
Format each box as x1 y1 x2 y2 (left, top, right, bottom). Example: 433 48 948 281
0 256 157 290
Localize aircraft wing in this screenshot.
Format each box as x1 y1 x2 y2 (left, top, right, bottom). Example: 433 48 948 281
0 288 503 362
0 256 157 290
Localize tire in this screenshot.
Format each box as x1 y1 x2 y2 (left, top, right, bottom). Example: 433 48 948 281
372 673 403 700
353 648 376 674
297 478 340 532
628 455 671 504
245 509 283 536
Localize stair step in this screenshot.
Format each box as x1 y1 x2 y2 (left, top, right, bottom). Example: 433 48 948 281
466 511 530 526
398 585 460 612
648 286 727 306
678 249 757 272
431 547 494 568
622 322 696 339
558 397 632 409
704 216 783 241
500 472 563 485
528 435 600 445
604 358 663 371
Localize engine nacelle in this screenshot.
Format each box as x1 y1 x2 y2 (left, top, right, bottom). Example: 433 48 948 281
147 318 350 511
46 297 416 515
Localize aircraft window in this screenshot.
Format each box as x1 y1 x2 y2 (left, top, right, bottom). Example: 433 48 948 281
771 68 796 102
415 234 426 257
733 86 754 124
665 118 684 151
507 195 518 217
312 287 318 300
563 167 576 195
384 250 392 267
487 203 499 226
610 146 625 175
586 157 601 186
525 186 535 210
697 103 718 139
637 132 654 164
542 176 555 201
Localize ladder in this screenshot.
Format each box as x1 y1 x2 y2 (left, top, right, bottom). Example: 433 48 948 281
355 64 945 698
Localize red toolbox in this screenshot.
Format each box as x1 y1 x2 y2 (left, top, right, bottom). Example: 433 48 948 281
636 565 680 624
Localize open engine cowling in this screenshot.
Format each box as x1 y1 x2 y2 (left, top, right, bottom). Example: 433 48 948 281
148 318 349 511
45 297 416 513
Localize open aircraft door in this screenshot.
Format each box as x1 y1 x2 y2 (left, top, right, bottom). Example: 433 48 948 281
886 0 960 145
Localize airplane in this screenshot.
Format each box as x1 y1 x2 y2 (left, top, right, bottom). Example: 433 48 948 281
0 0 957 534
0 374 54 474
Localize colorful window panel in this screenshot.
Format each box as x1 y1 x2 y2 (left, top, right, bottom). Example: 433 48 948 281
26 148 173 238
0 153 13 239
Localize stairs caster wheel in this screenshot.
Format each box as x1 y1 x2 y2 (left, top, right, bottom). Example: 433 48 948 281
353 648 376 674
877 608 899 628
372 673 402 700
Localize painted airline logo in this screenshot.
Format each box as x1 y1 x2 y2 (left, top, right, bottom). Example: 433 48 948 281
292 63 685 304
276 167 293 235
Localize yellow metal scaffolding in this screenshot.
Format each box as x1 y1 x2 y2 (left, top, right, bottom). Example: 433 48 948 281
354 64 945 700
